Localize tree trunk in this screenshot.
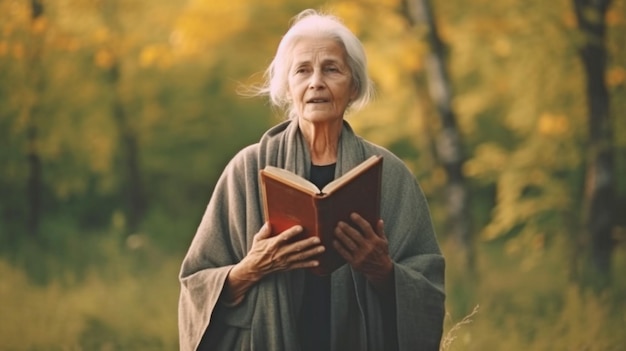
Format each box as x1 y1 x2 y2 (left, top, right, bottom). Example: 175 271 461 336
573 0 615 290
25 0 46 239
401 0 473 268
101 1 146 235
108 64 146 234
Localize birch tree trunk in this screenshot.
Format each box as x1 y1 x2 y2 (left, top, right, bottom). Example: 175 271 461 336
402 0 473 268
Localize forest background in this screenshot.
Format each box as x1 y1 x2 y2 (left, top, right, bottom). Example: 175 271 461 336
1 0 625 350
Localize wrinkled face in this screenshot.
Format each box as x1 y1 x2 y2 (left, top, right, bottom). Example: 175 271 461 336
287 37 357 124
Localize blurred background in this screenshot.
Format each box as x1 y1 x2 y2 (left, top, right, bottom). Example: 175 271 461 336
1 0 625 350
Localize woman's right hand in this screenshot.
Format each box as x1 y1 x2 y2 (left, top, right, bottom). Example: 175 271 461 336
223 223 325 305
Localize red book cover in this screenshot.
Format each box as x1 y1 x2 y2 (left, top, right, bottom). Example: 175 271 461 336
260 155 383 275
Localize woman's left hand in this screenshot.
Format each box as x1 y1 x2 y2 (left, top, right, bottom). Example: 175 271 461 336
333 213 393 285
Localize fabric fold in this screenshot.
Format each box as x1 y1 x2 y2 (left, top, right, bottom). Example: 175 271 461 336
178 119 445 351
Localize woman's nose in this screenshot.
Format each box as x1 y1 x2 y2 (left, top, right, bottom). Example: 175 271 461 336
308 70 324 89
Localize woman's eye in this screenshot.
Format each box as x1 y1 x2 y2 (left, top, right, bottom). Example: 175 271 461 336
294 66 310 74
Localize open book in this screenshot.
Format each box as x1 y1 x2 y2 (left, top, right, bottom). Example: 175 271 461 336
260 155 383 275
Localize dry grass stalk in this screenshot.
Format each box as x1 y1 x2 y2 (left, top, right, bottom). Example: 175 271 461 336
440 304 480 351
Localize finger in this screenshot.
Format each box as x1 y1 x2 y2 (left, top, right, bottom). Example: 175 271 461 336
290 244 325 262
278 244 324 271
334 222 361 251
276 225 304 242
254 222 272 240
350 213 375 238
285 258 321 270
375 219 386 239
285 236 322 253
333 239 353 261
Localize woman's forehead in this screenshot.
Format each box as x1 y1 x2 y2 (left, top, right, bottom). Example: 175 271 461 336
290 37 347 63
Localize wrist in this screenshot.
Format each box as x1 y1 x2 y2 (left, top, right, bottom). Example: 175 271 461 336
370 256 393 279
222 261 262 306
230 260 262 283
366 259 394 287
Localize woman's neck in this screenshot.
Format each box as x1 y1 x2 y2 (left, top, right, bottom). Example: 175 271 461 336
299 118 342 165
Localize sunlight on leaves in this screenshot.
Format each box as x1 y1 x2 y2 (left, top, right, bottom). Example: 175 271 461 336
11 42 25 60
94 48 115 68
463 143 508 180
606 66 626 87
173 0 251 56
491 36 512 57
139 44 173 68
537 112 570 137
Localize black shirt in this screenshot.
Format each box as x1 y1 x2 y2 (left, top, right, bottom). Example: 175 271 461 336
298 163 335 351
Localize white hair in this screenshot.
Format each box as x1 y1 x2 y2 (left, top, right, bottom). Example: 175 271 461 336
258 9 373 119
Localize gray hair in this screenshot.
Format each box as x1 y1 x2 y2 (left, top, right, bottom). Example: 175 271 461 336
259 9 373 119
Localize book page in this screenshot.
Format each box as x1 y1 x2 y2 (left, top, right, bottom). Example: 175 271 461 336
321 155 382 194
262 166 321 194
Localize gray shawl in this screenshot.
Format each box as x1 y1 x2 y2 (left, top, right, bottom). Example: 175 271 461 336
178 119 445 351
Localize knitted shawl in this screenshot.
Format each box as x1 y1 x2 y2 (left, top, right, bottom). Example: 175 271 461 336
178 119 445 351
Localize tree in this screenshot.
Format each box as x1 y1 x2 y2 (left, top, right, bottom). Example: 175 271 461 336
573 0 615 289
97 0 147 235
401 0 473 267
24 0 46 239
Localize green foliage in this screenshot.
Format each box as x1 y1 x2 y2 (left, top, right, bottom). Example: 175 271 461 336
0 231 181 351
443 239 626 351
1 0 625 349
432 0 587 244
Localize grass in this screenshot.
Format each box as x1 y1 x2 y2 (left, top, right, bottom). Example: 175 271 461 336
441 304 480 351
0 230 181 351
441 237 626 351
0 227 624 350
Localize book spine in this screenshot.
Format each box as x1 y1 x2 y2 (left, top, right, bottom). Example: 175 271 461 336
309 196 344 276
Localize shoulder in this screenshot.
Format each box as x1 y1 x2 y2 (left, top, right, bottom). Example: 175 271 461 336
224 143 261 175
360 139 428 203
233 143 261 162
221 119 294 177
361 140 414 178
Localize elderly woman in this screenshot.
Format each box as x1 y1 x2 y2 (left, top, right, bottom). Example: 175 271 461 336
178 9 445 351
